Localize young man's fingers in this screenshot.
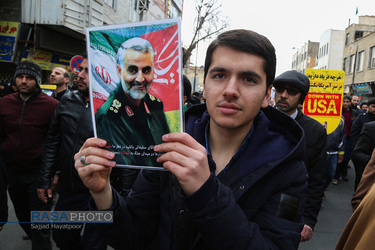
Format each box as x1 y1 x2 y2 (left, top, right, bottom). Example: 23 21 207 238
160 133 204 150
157 150 189 166
77 163 112 178
82 137 108 150
75 146 115 165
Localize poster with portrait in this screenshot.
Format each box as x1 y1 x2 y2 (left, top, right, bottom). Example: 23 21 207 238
86 18 183 170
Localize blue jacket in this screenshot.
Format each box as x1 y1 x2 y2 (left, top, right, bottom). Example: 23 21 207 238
327 116 345 153
92 104 308 249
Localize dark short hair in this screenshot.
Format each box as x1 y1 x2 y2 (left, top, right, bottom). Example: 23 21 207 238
367 98 375 106
343 95 352 101
183 75 192 97
204 29 276 88
63 71 70 79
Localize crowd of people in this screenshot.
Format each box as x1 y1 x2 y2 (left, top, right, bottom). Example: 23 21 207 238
0 28 374 250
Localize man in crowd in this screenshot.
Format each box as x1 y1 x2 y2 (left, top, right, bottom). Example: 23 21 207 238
360 102 368 113
351 121 375 209
70 72 78 90
351 94 363 114
333 95 359 184
274 70 327 242
350 98 375 190
0 60 58 249
49 66 70 101
38 57 107 250
325 116 345 189
74 29 308 249
95 37 170 197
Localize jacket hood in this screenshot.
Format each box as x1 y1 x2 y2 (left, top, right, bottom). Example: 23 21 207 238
185 104 305 176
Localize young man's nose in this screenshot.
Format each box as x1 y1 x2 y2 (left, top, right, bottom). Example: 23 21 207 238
222 77 239 97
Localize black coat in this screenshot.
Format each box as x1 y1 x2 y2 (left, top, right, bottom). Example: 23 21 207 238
295 109 327 229
352 121 375 179
39 90 93 193
91 105 308 249
350 112 375 152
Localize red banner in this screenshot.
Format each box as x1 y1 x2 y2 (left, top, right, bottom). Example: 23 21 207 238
303 93 342 117
141 24 180 112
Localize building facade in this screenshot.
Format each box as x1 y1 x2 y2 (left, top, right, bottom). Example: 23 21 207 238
291 40 319 74
0 0 183 84
315 29 345 70
342 15 375 100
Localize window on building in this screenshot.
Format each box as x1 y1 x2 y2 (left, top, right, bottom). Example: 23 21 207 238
349 54 355 73
104 0 117 9
369 46 375 68
356 50 365 72
345 33 350 46
343 57 347 72
326 43 329 54
168 2 180 18
355 31 364 40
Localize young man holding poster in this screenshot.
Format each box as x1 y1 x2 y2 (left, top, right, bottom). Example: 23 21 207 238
274 70 327 242
75 29 307 249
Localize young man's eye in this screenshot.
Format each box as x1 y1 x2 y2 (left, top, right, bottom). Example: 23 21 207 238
244 77 256 84
212 73 224 79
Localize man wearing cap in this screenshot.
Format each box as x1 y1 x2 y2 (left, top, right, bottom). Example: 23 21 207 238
0 60 58 249
274 70 327 242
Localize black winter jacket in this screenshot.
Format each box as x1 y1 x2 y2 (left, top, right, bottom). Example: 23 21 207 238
295 109 327 230
39 90 93 193
352 121 375 179
91 105 308 249
350 112 375 152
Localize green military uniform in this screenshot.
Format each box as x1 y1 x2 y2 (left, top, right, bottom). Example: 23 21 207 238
96 84 170 196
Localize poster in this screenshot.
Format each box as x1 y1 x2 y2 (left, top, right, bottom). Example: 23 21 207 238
22 47 72 72
0 21 19 62
304 69 345 134
86 18 182 170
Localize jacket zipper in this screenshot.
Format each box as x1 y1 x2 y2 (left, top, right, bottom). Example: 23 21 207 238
14 100 26 164
70 101 89 192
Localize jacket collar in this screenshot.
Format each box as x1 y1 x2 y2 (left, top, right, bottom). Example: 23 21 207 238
185 105 305 183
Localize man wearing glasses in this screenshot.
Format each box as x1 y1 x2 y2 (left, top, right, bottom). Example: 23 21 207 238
274 70 327 242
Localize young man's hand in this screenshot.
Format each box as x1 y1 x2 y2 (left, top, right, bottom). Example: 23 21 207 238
74 138 116 209
155 133 210 196
300 224 313 241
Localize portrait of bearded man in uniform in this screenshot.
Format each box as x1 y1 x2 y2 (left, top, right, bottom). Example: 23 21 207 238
95 37 170 196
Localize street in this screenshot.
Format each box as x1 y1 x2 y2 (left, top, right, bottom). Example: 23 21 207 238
0 165 355 249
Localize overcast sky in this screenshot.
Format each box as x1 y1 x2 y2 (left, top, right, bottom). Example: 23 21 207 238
181 0 375 77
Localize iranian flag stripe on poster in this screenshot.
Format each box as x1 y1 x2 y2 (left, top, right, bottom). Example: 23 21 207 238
142 24 180 112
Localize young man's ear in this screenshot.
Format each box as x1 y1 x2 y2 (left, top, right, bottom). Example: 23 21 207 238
202 78 206 99
261 85 273 108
